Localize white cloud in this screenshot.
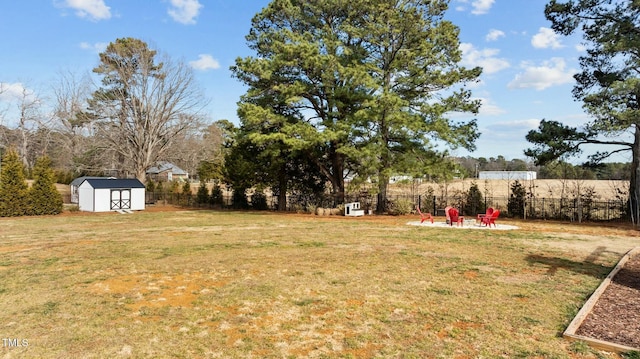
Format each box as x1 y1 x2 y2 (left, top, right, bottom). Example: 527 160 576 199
488 119 540 131
189 54 220 71
477 97 506 116
61 0 111 21
508 58 576 90
575 43 587 52
453 0 494 15
471 0 495 15
531 27 563 49
168 0 203 25
460 43 510 75
0 82 30 101
481 119 541 145
485 29 505 42
454 0 469 11
79 41 108 53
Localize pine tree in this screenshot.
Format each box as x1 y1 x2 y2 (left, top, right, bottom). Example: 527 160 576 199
196 182 209 204
0 149 30 217
209 184 223 207
508 180 526 218
145 178 156 193
232 188 249 209
233 0 481 212
464 182 484 216
251 189 268 210
181 180 192 206
526 1 640 224
29 156 64 215
182 180 191 196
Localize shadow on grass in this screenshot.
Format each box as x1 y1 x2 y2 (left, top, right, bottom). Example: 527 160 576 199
525 246 614 278
614 267 640 290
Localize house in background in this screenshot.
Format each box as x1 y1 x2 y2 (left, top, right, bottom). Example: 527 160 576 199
146 161 188 182
77 178 146 212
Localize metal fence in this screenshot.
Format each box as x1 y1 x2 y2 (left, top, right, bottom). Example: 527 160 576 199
146 191 629 223
411 195 627 223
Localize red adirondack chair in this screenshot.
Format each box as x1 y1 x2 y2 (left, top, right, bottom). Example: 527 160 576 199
480 210 500 227
477 207 494 223
416 205 433 223
447 207 464 226
444 206 452 224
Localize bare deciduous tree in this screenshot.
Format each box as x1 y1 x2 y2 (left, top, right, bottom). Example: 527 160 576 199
2 83 50 170
166 120 226 179
51 71 104 174
87 37 205 182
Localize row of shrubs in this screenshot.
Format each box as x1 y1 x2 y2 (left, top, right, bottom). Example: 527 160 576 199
0 149 64 217
145 180 272 210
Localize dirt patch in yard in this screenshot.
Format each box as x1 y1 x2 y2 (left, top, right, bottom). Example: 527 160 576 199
89 272 231 311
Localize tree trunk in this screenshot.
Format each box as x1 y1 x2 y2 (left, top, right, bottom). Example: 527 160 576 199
376 112 390 214
376 174 389 214
629 124 640 227
330 143 345 206
277 168 287 211
312 144 345 207
136 168 147 183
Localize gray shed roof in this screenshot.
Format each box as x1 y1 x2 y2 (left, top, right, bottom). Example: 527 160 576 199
70 176 111 186
81 178 145 189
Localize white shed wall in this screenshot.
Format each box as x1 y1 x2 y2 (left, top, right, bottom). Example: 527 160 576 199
131 188 146 210
78 184 94 212
93 188 112 212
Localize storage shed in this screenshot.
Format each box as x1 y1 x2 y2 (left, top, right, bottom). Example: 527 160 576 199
77 178 146 212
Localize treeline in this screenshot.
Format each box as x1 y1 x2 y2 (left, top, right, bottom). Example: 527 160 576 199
0 149 63 217
455 156 630 181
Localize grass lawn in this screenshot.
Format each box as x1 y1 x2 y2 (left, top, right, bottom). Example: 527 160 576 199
0 208 638 358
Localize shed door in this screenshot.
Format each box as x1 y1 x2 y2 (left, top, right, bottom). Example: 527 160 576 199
110 189 131 210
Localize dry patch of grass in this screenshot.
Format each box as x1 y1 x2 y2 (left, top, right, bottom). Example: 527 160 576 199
0 210 635 358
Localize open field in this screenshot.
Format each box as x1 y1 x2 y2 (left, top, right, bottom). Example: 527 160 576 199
1 207 639 358
387 179 628 200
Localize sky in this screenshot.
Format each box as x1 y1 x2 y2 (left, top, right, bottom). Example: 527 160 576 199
0 0 628 164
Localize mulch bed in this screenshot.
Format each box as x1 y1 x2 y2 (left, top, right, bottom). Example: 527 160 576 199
575 251 640 350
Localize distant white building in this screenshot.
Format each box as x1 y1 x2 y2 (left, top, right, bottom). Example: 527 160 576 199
479 171 537 180
389 175 414 184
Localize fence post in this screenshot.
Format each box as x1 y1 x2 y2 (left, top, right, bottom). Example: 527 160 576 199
577 198 582 224
432 195 436 215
